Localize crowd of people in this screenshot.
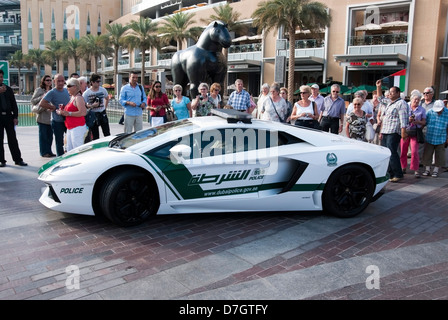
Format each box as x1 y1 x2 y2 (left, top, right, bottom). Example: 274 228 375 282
3 69 448 182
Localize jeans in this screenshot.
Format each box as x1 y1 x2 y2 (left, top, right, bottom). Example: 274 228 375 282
91 111 111 140
38 122 54 156
382 133 403 179
51 120 66 156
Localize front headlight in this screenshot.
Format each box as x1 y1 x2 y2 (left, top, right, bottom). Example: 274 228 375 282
50 162 82 174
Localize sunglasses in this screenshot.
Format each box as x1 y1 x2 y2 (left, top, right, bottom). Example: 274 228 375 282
423 92 432 95
300 92 309 94
354 103 362 106
67 84 75 88
332 91 339 93
154 86 161 88
174 89 181 92
44 79 52 82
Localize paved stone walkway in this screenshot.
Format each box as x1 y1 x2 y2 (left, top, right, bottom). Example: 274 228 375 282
1 124 447 302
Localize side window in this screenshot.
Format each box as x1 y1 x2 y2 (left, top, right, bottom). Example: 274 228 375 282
147 129 303 161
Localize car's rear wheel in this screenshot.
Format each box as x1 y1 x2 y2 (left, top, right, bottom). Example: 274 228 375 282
99 169 159 226
323 164 374 218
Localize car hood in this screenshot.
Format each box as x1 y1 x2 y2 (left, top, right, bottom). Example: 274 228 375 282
38 137 116 175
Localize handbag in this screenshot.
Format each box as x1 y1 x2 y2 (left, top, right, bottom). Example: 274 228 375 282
85 109 96 128
405 126 417 137
416 127 425 144
151 116 164 127
166 105 177 122
365 122 375 141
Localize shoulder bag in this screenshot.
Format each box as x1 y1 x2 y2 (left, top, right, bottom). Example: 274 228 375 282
269 97 286 123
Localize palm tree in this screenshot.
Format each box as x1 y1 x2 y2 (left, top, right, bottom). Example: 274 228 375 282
201 3 248 96
158 12 203 51
25 48 52 89
8 50 27 93
252 0 331 103
78 34 113 73
61 38 82 75
106 23 130 89
44 40 64 73
123 17 159 86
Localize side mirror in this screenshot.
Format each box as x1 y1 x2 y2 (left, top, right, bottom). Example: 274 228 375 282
170 144 192 164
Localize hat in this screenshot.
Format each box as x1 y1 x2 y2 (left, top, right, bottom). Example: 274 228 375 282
433 100 445 112
311 84 319 89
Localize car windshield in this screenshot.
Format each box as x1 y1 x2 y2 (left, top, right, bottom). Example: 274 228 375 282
109 119 192 149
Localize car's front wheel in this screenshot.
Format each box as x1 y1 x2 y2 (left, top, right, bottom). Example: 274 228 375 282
99 169 159 226
322 164 374 218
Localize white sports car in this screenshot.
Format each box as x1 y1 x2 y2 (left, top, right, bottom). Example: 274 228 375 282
38 109 391 226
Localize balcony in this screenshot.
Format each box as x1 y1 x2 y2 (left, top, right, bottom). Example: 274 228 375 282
228 43 262 62
347 33 408 56
278 38 325 59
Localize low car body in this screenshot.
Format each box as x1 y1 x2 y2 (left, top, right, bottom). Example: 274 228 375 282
38 109 391 226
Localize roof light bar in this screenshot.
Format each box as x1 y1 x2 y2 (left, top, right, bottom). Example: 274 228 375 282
211 108 252 124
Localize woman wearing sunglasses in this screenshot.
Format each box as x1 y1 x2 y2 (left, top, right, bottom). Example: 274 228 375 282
147 81 169 124
172 84 192 120
56 78 87 151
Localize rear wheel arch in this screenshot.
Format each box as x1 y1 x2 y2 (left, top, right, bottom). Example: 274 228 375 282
322 163 375 218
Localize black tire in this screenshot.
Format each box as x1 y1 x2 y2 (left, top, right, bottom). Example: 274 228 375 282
322 164 374 218
99 169 159 226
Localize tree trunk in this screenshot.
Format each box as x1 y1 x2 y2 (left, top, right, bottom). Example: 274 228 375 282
288 27 295 104
140 46 146 86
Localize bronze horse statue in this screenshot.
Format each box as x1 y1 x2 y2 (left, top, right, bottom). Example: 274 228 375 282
171 21 232 99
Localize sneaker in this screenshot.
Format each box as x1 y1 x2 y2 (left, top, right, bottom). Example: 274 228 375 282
0 162 5 167
14 161 28 166
414 171 420 178
422 170 430 177
432 171 438 178
389 177 402 183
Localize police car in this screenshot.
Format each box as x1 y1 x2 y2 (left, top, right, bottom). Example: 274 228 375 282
38 109 391 226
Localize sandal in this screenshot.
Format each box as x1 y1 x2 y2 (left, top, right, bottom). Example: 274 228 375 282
422 170 430 176
432 172 438 178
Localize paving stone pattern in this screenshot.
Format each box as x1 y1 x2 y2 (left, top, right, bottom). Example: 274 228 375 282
1 125 448 300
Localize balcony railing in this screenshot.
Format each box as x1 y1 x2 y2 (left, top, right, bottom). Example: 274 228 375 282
350 33 408 46
229 43 262 54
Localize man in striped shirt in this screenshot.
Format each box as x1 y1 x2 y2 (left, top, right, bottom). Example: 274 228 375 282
376 80 409 183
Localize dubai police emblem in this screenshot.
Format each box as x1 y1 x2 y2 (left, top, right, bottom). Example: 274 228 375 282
326 153 337 166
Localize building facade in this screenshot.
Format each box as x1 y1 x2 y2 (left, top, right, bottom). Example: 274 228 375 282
20 0 448 99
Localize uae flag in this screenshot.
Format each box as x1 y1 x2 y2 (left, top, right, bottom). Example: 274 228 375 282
388 69 406 92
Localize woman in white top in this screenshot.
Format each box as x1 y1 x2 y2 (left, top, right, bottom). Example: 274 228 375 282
261 82 288 122
291 85 319 128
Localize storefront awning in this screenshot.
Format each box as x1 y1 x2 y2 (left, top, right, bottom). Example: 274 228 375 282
264 56 324 71
334 53 407 69
227 59 261 73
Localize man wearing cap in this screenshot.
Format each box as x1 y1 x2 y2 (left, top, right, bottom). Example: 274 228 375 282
421 100 448 178
309 84 324 112
376 80 409 183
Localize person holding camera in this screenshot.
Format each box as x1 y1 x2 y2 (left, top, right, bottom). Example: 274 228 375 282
83 73 110 141
191 83 216 117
